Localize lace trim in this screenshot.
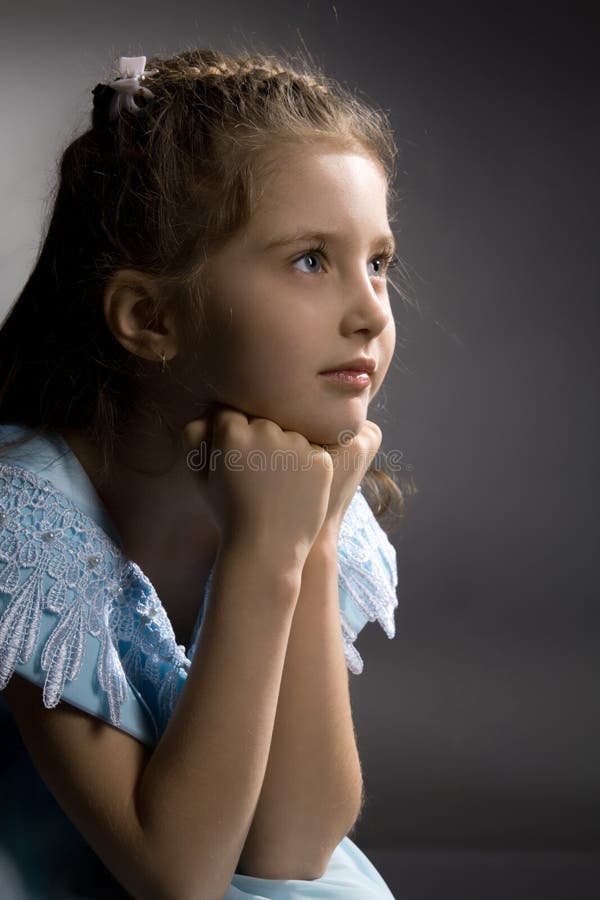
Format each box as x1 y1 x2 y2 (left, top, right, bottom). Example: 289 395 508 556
0 464 191 733
337 487 399 674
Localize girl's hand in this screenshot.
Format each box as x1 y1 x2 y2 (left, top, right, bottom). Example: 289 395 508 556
181 406 334 571
319 420 383 541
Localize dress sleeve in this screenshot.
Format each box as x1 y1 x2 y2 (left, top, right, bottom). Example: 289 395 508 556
0 464 159 747
337 485 399 674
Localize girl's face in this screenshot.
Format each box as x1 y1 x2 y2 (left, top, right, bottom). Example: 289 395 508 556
189 146 396 445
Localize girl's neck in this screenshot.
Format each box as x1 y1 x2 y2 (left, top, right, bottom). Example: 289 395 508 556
60 420 217 560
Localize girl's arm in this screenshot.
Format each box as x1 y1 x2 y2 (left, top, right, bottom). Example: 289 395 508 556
5 539 304 900
236 528 364 878
236 421 385 876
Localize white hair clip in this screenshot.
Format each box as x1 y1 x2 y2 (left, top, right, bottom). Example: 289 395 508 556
105 56 159 121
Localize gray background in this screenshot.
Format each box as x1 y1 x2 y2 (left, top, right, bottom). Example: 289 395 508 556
2 1 599 896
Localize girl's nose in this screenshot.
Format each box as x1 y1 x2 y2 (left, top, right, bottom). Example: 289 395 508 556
340 278 391 337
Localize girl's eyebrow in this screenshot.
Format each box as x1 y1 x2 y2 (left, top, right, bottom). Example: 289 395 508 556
264 229 396 253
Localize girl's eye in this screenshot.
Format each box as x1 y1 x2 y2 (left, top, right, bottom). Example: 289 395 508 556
291 243 399 278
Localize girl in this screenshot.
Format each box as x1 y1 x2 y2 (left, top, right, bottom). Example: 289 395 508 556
0 48 408 899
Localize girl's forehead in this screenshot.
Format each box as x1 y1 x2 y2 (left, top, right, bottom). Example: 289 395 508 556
247 165 389 240
255 151 385 206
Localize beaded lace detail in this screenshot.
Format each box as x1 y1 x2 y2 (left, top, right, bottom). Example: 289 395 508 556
0 465 398 735
336 486 398 674
0 465 191 735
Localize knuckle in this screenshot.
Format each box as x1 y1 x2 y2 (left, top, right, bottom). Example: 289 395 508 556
287 431 308 448
213 408 235 430
364 422 382 447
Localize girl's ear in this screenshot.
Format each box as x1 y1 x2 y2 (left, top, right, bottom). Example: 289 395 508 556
102 268 178 363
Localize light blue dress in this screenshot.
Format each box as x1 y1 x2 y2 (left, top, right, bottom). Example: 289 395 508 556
0 421 399 899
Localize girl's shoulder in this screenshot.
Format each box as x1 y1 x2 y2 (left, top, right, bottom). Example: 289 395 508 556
0 422 199 746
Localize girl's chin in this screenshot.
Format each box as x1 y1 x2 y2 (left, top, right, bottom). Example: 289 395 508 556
207 398 367 445
302 415 367 447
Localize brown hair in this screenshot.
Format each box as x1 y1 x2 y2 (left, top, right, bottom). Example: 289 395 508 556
0 46 417 534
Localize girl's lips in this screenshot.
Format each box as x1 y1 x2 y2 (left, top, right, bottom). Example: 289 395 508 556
319 370 371 388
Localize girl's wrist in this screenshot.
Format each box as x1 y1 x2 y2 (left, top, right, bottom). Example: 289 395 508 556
219 530 306 584
310 521 341 556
